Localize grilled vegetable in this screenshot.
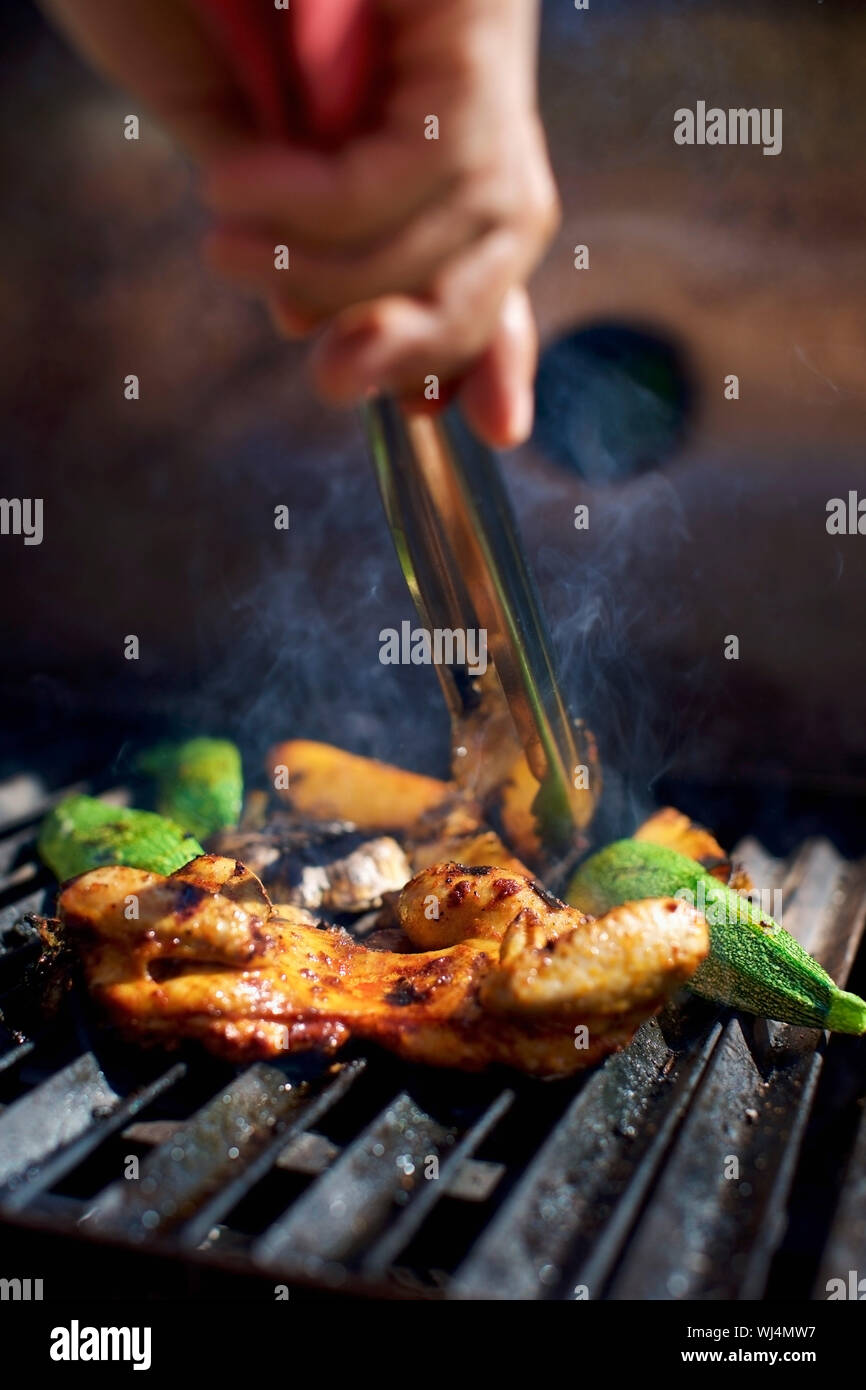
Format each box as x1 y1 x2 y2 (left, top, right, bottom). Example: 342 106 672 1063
268 740 455 831
39 795 203 881
567 839 866 1034
137 738 242 838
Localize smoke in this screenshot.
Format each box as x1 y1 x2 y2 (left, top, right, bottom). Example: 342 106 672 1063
186 424 453 779
517 454 703 838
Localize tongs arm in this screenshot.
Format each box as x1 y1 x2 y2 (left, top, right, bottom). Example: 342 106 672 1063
366 397 600 873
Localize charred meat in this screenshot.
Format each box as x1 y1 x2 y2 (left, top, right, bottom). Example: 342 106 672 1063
55 854 708 1076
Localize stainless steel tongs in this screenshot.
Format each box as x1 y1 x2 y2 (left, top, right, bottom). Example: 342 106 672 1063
365 398 600 881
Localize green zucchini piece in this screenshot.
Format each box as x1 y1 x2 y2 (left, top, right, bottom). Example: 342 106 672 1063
136 737 242 839
38 795 203 881
567 839 866 1034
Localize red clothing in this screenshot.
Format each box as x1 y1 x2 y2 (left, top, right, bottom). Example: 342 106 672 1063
191 0 374 140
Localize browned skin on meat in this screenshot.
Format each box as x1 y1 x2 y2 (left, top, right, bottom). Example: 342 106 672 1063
57 855 708 1077
409 828 531 879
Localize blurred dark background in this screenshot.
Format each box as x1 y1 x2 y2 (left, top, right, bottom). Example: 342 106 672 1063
0 0 864 850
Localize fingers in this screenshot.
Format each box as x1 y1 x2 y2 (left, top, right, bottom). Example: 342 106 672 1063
458 287 538 447
309 225 524 400
203 124 557 424
201 134 457 250
302 286 537 450
226 235 538 449
203 189 493 316
306 287 538 451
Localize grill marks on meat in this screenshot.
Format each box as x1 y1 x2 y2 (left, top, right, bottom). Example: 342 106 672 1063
57 854 709 1076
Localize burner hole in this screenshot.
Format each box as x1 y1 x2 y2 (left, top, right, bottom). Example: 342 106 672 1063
533 321 694 484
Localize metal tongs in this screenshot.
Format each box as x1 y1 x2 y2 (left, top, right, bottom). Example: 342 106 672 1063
365 399 600 883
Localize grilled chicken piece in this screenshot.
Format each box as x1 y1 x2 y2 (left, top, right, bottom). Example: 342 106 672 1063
399 864 708 1023
57 854 708 1076
408 826 531 879
480 900 708 1022
397 863 566 949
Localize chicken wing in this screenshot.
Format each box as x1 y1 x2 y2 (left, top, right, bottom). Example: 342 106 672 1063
56 854 708 1076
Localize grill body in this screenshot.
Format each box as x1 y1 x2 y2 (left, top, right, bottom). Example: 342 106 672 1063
1 777 865 1301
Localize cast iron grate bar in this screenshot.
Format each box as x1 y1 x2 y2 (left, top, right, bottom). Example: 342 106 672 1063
360 1087 515 1277
0 1062 187 1212
175 1059 365 1249
83 1059 365 1243
0 1053 128 1188
121 1119 507 1200
450 1011 722 1300
255 1090 487 1279
0 1039 35 1074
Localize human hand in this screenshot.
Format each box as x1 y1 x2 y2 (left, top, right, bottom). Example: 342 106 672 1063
41 0 559 445
202 0 558 444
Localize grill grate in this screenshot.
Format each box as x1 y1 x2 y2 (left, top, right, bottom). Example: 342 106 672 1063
1 774 865 1300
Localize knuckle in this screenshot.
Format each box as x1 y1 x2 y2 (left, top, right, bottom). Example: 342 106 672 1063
522 168 561 248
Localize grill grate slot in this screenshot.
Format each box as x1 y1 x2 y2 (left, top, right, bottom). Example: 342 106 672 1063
360 1087 514 1277
83 1059 364 1246
254 1091 466 1276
